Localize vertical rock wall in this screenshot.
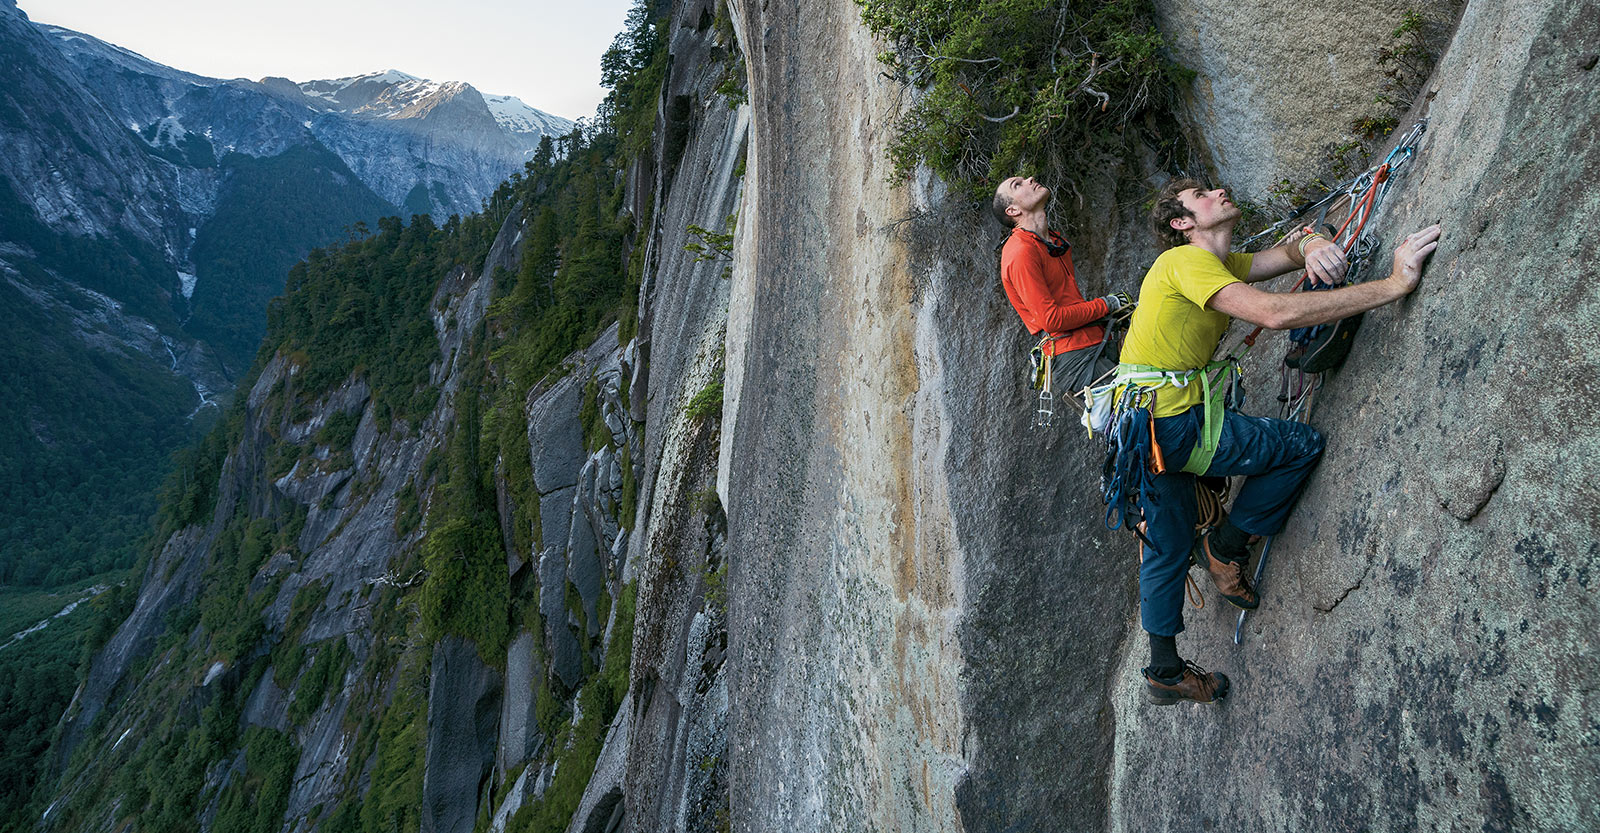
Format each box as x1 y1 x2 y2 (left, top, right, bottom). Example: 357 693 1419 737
612 2 745 830
725 0 1598 831
1109 2 1600 831
1150 0 1462 199
725 2 969 829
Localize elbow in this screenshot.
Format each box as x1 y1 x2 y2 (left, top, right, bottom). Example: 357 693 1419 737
1262 311 1295 330
1259 299 1301 330
1254 295 1305 327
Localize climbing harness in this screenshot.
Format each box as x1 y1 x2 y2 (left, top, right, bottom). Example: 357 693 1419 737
1029 303 1135 430
1086 355 1244 470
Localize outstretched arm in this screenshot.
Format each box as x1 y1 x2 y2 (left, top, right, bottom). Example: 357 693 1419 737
1211 225 1441 329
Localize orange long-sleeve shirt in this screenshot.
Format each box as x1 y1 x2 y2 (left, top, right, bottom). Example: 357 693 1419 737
999 227 1107 356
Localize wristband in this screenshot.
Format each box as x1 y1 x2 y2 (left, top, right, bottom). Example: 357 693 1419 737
1297 229 1327 259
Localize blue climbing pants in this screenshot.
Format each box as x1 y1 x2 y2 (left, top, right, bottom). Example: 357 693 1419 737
1139 406 1325 636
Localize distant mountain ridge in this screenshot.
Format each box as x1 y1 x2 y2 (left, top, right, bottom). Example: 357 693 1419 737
40 26 576 217
292 69 572 138
0 0 575 588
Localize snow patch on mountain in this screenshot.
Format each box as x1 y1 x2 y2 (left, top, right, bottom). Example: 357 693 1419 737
138 115 188 147
484 93 574 136
362 78 474 119
294 70 572 135
298 69 425 110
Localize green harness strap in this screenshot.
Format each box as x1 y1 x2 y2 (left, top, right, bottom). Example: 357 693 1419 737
1114 360 1236 475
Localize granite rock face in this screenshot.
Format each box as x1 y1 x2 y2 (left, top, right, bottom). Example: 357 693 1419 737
725 0 1597 831
1150 1 1465 202
424 637 503 833
577 2 743 831
1108 2 1600 831
725 2 972 829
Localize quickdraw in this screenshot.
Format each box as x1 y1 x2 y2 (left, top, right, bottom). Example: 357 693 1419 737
1029 334 1062 429
1229 118 1431 389
1101 385 1155 541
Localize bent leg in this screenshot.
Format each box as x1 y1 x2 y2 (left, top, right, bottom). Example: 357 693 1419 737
1203 410 1325 536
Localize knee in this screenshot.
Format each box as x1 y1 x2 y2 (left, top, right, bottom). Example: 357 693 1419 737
1301 425 1326 460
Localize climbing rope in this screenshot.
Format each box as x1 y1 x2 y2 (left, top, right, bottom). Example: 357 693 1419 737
1236 119 1427 253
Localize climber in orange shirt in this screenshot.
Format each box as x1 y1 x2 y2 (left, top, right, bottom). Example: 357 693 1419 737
993 176 1130 391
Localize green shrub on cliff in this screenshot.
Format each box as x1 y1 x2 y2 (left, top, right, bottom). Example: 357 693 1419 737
419 514 508 658
211 728 300 833
419 383 511 661
359 655 428 833
288 638 352 725
857 0 1183 192
508 582 636 833
683 379 724 422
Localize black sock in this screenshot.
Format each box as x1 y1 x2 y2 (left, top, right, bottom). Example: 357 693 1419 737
1148 633 1182 679
1210 517 1251 563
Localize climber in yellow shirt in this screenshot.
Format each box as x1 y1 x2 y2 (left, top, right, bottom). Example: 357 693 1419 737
1125 178 1441 706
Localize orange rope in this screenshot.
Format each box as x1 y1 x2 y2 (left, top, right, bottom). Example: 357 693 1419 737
1238 163 1388 351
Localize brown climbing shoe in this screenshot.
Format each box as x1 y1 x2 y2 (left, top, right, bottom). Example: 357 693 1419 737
1196 533 1259 610
1143 661 1230 705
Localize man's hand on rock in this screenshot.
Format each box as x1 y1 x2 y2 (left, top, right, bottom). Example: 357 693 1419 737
1390 225 1442 294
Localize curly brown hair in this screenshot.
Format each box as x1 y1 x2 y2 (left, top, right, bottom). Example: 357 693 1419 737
1150 178 1204 249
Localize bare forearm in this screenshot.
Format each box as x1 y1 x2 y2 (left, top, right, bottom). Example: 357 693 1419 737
1210 225 1441 331
1210 276 1406 330
1244 243 1300 282
1266 279 1405 329
1247 235 1348 285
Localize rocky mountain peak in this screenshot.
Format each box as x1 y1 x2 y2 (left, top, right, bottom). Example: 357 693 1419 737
296 69 423 111
295 70 571 138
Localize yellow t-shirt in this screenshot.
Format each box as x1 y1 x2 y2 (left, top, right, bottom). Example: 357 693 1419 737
1120 246 1253 417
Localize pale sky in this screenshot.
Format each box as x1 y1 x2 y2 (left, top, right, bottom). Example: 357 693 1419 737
19 0 637 121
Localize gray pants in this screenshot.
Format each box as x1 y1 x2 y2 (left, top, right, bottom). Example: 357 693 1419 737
1053 342 1118 393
